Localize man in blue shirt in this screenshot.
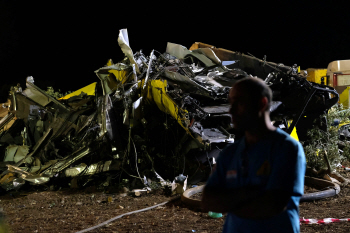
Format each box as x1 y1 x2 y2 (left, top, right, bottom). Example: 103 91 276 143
202 77 306 233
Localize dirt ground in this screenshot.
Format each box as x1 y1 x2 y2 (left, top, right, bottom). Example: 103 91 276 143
1 171 350 233
0 185 225 233
299 170 350 233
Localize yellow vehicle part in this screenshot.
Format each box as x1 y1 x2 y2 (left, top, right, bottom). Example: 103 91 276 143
290 127 299 141
59 82 97 100
306 68 327 85
287 120 299 141
338 120 350 128
106 59 113 66
108 70 131 84
143 80 190 134
0 172 15 185
339 86 350 109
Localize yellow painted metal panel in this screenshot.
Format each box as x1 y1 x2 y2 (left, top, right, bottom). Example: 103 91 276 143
59 82 97 100
339 120 350 128
291 127 299 141
339 86 350 108
145 80 190 134
306 68 327 85
287 120 299 141
106 59 113 66
108 70 131 84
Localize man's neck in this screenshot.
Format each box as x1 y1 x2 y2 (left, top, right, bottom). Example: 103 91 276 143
244 114 276 146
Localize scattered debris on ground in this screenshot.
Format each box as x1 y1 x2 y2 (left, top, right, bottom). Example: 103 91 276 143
1 167 350 233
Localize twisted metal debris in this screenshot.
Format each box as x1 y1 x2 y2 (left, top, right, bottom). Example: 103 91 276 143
0 29 339 192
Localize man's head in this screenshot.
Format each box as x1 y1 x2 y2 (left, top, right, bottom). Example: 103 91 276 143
228 77 272 131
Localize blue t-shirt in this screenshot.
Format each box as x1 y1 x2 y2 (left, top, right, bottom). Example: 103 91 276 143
206 128 306 233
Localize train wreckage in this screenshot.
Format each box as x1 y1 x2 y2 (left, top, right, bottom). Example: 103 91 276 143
0 29 340 194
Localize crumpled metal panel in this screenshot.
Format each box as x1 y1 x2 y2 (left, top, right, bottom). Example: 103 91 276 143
4 145 30 163
98 94 114 139
59 82 97 100
7 165 50 185
64 160 119 177
145 80 190 134
23 81 67 110
43 146 92 175
166 42 217 67
95 64 133 95
0 113 15 134
15 128 53 167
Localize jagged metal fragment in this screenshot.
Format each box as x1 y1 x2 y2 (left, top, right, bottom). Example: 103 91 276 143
7 165 50 185
95 63 133 95
15 128 53 167
166 42 217 67
43 146 92 175
64 160 120 177
23 80 68 110
4 145 30 163
142 50 155 90
118 29 140 74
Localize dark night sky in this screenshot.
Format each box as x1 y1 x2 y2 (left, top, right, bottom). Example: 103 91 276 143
1 1 350 101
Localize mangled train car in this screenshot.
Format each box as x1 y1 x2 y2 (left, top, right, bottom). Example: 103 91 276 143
0 29 340 192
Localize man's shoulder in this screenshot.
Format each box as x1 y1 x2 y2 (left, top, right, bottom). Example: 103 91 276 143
270 128 305 160
274 128 301 148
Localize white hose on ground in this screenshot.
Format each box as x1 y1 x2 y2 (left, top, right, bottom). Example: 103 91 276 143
75 196 180 233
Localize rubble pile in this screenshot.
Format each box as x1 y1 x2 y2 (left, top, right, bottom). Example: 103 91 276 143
0 29 339 193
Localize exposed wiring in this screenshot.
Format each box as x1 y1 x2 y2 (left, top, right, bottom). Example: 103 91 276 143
130 137 142 181
121 167 141 180
153 50 172 64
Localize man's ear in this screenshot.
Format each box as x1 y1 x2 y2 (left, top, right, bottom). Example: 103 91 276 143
260 97 269 112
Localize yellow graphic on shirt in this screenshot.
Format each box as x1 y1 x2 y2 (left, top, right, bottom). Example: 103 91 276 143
256 160 271 176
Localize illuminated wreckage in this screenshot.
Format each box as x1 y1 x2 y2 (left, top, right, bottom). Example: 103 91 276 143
0 29 339 193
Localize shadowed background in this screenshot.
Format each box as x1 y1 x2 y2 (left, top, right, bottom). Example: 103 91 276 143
1 1 349 101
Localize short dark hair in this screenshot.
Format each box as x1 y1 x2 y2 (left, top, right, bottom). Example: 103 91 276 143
233 77 272 110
